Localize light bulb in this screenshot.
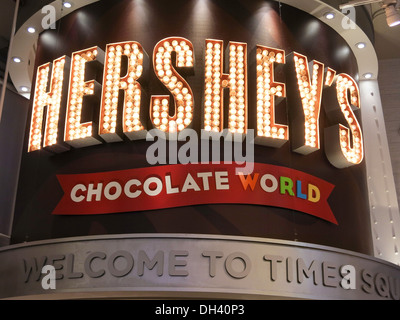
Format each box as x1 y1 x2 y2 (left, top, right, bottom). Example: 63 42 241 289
386 5 400 27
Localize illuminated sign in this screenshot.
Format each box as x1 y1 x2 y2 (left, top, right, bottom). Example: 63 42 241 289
28 56 67 152
151 37 195 135
254 45 287 147
27 37 364 170
65 47 104 148
204 40 247 135
100 41 146 142
289 52 324 154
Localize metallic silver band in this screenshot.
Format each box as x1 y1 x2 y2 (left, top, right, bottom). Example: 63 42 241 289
1 234 399 300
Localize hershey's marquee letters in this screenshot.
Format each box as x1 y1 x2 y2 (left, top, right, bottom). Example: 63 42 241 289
27 36 363 169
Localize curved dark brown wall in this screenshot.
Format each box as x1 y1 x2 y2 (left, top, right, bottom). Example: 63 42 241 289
12 0 373 255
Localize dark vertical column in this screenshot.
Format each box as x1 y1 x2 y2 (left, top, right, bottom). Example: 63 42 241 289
0 87 29 246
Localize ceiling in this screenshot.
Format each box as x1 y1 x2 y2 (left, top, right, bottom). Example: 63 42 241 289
0 0 399 90
370 2 400 60
0 0 55 89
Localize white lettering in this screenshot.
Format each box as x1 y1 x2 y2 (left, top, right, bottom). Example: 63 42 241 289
104 182 122 200
260 174 278 193
71 184 86 202
215 171 229 190
143 177 163 196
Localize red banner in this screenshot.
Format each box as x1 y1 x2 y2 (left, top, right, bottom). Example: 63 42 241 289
53 163 337 224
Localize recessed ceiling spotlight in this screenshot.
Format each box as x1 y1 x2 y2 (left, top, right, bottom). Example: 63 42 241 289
356 42 366 49
385 5 400 27
325 12 335 20
63 2 73 8
363 73 373 79
13 57 22 63
20 86 30 92
27 27 36 34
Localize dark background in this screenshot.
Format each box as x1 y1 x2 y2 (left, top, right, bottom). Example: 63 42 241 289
11 0 373 255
